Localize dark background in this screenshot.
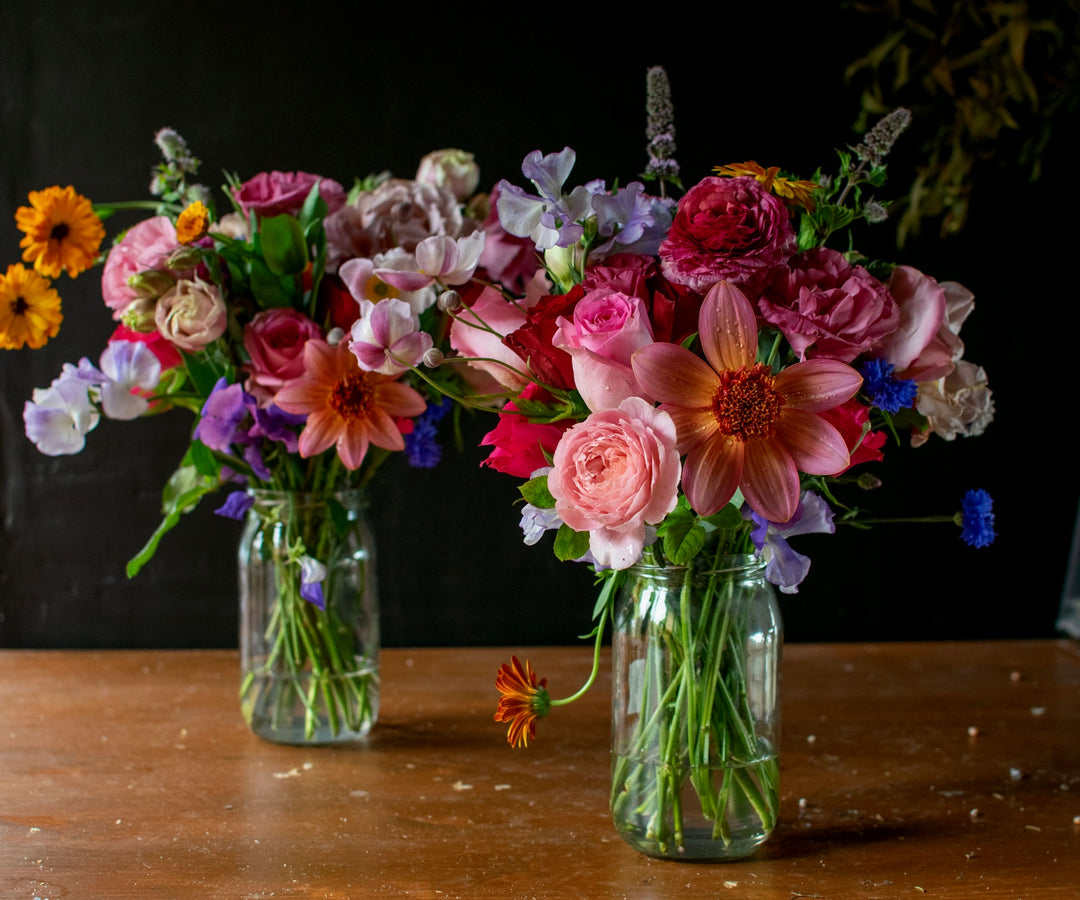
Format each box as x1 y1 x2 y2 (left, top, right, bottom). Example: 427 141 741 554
1 2 1075 649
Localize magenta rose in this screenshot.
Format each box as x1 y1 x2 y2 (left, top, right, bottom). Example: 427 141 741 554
101 216 180 317
553 284 655 411
757 247 899 362
243 308 323 405
480 384 572 478
233 171 347 219
548 396 680 570
659 176 795 292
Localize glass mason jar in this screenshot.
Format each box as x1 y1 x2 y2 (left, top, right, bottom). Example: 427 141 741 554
239 489 379 744
610 555 782 859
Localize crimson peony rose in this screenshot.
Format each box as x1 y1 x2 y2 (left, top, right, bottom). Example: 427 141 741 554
758 247 899 362
659 176 795 292
233 171 346 219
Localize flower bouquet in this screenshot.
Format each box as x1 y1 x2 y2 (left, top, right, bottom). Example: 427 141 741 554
448 68 996 857
5 132 494 743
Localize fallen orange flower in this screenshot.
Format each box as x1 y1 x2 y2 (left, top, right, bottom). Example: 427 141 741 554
494 656 551 749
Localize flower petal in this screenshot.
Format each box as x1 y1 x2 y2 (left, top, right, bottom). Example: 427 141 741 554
699 281 758 373
774 358 863 412
775 409 852 475
682 433 744 516
632 342 718 407
741 439 800 523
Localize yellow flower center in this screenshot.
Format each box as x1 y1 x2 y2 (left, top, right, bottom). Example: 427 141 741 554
329 371 376 421
365 274 399 301
712 363 784 441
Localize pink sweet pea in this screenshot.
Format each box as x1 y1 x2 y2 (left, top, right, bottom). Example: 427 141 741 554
548 396 681 570
553 286 655 411
348 297 433 376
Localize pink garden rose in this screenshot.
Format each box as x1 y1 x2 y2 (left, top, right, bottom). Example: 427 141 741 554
548 396 681 570
758 247 899 362
233 171 347 219
243 307 323 404
101 216 180 317
553 285 655 411
480 383 572 478
659 176 795 292
154 278 227 353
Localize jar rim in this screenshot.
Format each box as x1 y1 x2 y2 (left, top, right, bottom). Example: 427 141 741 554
626 553 764 577
247 488 368 509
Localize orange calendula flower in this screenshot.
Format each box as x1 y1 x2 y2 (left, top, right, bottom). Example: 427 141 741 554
176 201 211 244
15 185 105 278
713 161 818 211
273 338 427 470
494 656 551 748
0 263 63 350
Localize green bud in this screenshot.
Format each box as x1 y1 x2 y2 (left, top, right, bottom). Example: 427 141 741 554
126 269 176 299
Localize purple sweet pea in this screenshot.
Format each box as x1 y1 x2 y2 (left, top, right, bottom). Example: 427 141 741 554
744 491 835 594
194 377 250 452
299 556 328 609
214 490 255 520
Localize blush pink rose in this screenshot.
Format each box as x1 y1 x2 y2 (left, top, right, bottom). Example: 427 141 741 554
101 216 180 317
480 383 572 478
548 396 680 570
154 279 227 353
233 171 347 219
758 247 899 362
243 307 323 404
553 286 655 411
659 176 795 292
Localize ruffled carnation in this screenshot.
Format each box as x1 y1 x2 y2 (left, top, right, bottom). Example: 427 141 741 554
659 176 795 292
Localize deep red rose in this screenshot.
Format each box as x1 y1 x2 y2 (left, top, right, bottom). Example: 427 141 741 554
502 286 584 390
819 400 886 470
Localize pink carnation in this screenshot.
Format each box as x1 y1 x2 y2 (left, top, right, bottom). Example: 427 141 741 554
548 396 680 570
659 176 795 292
758 247 899 362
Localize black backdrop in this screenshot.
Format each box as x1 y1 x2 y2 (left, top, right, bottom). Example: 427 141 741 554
1 2 1074 648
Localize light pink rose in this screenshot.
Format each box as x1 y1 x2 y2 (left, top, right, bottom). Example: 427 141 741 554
548 396 681 570
415 149 480 201
243 307 323 404
758 247 899 362
155 279 228 353
449 285 532 390
659 176 795 292
233 171 346 219
553 287 655 411
101 217 180 317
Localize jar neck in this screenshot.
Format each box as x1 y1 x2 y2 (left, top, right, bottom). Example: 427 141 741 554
247 488 368 513
627 553 765 581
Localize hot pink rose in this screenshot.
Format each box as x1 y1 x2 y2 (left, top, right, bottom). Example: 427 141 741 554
243 307 323 404
480 383 572 478
758 247 899 362
553 286 655 411
548 396 680 570
659 176 795 292
101 216 180 317
233 171 347 219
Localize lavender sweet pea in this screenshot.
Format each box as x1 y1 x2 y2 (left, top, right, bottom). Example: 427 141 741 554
744 491 836 594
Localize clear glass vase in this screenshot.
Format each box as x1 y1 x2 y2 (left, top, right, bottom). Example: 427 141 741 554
239 489 379 744
610 555 781 859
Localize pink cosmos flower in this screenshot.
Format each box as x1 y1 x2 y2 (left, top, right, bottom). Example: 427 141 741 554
548 396 680 570
273 339 427 470
659 176 795 293
631 281 863 523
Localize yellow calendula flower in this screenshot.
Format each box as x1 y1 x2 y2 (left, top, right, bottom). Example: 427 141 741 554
15 185 105 278
176 200 211 244
714 161 819 211
0 263 63 350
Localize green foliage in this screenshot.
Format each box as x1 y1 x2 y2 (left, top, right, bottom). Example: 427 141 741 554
520 475 556 509
554 524 591 562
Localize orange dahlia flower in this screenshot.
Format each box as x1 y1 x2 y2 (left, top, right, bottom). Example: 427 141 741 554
631 281 863 523
494 656 550 749
274 338 426 470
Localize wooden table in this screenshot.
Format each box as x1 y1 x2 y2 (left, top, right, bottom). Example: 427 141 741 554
2 642 1078 898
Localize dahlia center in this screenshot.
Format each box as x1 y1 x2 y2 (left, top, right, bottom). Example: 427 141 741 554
329 372 375 420
712 363 784 441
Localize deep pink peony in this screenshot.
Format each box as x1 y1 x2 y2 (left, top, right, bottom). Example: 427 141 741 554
233 171 347 219
243 307 324 405
758 247 899 362
101 216 180 317
480 383 572 478
553 284 655 411
548 396 680 570
659 176 795 293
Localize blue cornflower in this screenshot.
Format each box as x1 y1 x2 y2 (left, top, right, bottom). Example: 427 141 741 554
959 489 996 548
858 358 918 414
404 398 449 469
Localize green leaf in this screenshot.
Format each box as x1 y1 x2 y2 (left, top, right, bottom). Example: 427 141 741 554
298 181 328 231
661 516 705 566
248 255 297 308
126 465 218 578
519 474 556 509
553 524 590 562
703 503 744 530
259 214 309 276
187 439 221 479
